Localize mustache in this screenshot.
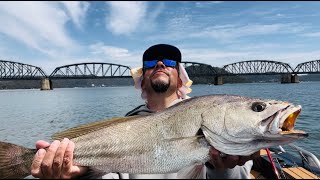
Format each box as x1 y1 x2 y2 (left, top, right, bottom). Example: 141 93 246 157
151 69 169 78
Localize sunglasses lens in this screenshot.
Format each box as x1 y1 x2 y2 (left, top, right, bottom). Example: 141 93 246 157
143 59 177 69
163 59 176 67
143 60 157 69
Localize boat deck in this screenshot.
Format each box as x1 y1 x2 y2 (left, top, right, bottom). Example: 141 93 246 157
250 149 320 179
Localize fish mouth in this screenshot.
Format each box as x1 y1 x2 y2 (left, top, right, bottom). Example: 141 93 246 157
265 105 307 137
281 108 301 132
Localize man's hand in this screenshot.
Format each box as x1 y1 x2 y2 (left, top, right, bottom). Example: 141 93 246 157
31 138 88 179
207 147 260 170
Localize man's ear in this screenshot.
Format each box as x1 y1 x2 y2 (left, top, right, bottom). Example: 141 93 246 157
141 78 145 89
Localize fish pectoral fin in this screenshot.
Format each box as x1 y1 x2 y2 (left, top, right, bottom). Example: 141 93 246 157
177 163 205 179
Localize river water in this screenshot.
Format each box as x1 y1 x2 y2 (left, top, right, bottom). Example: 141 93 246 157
0 81 319 159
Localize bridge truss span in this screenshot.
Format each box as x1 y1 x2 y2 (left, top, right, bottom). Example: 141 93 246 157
223 60 294 75
181 61 218 76
294 60 320 74
49 62 132 79
0 60 47 80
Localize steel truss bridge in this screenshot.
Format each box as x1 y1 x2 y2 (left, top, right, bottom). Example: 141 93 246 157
49 62 131 79
183 60 320 76
294 60 320 74
1 59 320 80
0 61 131 80
181 61 219 77
0 60 47 80
222 60 294 76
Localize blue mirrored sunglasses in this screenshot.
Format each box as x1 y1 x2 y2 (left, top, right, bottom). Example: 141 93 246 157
143 59 177 69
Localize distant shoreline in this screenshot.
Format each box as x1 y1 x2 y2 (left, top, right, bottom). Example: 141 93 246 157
1 75 320 90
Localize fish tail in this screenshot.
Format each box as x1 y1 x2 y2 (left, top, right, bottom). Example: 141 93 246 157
0 141 36 179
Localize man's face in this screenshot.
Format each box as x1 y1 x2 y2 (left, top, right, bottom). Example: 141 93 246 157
142 61 180 93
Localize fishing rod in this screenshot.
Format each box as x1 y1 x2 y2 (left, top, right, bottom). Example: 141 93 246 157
266 148 281 179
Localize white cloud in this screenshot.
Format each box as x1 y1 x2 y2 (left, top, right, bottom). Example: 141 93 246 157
89 42 131 58
5 42 143 75
139 2 165 32
106 1 147 35
88 42 142 68
230 7 280 18
181 48 252 67
60 1 90 29
167 14 194 31
0 1 83 56
0 42 7 57
146 22 306 43
227 42 304 51
271 51 320 68
231 43 284 51
195 1 224 8
189 23 306 42
301 32 320 38
0 1 319 75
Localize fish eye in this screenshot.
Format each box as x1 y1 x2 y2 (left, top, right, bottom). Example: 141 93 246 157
252 102 266 112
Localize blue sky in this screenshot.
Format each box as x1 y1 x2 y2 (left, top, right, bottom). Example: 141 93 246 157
1 1 320 74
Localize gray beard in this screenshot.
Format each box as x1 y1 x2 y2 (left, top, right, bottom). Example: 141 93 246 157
151 81 170 93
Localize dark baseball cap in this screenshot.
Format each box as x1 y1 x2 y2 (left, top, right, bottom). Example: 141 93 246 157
142 44 181 63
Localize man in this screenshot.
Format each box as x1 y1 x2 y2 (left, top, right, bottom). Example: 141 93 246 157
31 44 259 179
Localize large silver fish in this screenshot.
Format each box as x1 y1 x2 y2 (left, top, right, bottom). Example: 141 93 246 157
0 94 307 179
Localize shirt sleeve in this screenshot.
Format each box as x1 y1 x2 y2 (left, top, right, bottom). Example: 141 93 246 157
76 167 122 179
205 160 253 179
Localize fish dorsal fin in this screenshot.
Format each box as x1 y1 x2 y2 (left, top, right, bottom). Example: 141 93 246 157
52 115 145 140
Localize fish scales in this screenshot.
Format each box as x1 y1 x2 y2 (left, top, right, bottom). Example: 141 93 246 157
0 94 308 179
71 104 208 173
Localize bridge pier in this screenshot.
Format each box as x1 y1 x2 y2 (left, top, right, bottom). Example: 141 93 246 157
281 74 299 83
41 78 53 90
281 74 291 83
214 76 223 85
291 74 299 83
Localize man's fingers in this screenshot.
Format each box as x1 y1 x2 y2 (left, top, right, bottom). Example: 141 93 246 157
208 148 262 171
52 138 70 179
62 140 90 179
40 140 61 178
61 140 75 179
31 149 46 178
208 147 225 170
35 140 50 149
